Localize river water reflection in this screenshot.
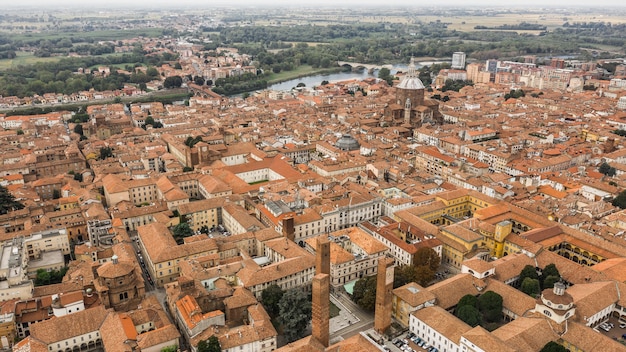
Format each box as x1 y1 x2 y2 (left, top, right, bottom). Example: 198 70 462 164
267 64 414 91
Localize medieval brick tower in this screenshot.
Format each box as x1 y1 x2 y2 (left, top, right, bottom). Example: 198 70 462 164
374 257 394 335
312 236 331 347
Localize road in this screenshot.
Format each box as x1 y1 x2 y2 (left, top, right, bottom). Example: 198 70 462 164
330 292 374 341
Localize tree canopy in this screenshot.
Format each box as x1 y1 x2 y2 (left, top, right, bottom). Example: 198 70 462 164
99 146 114 160
456 304 481 327
599 162 616 177
172 222 194 244
164 75 183 89
540 341 568 352
197 336 220 352
457 294 478 309
278 288 312 342
414 247 441 271
0 184 25 215
521 277 541 297
478 291 503 323
612 190 626 209
261 284 284 318
519 265 538 283
540 264 561 289
352 275 377 311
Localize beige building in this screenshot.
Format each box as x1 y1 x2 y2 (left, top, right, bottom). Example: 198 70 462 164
305 227 388 288
137 223 218 287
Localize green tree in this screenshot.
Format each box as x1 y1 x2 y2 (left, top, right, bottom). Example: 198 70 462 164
599 162 616 177
278 288 312 342
99 147 113 160
542 275 560 290
0 184 25 215
261 284 284 318
414 265 435 287
541 264 559 279
147 67 159 78
73 124 83 135
194 76 205 85
414 247 440 271
145 116 155 126
164 76 183 88
456 304 481 327
172 222 194 244
378 67 394 85
519 265 538 284
52 189 61 200
521 277 541 297
612 190 626 209
477 291 503 323
457 294 478 309
35 269 51 286
206 336 221 352
540 341 568 352
352 275 377 311
393 264 417 288
160 346 177 352
540 264 560 289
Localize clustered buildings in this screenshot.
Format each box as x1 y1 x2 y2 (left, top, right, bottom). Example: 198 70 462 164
1 40 626 352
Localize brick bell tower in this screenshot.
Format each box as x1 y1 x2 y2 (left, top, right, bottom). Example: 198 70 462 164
375 257 395 335
312 236 331 346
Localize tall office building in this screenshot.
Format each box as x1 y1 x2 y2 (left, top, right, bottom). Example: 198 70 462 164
452 52 466 69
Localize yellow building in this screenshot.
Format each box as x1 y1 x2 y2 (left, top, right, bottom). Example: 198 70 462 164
392 283 435 327
0 299 16 350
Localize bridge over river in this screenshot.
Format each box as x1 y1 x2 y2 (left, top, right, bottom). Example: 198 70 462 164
337 61 394 73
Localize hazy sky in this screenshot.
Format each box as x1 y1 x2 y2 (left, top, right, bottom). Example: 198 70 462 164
7 0 626 7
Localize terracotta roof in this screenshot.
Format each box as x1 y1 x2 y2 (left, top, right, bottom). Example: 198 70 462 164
462 326 515 352
412 306 472 343
29 305 110 344
392 282 435 308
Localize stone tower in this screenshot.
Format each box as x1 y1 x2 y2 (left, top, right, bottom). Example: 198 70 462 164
374 257 395 335
316 236 330 275
312 273 330 347
311 235 331 346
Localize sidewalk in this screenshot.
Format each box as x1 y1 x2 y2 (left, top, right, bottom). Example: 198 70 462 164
329 294 360 334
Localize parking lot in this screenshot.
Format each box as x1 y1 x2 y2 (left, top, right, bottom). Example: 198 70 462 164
596 316 626 344
391 332 439 352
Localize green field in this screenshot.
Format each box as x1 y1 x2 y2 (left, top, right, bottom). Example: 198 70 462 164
0 51 64 70
0 51 130 71
4 28 165 43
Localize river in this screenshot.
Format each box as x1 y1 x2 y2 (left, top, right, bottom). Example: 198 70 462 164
267 64 413 91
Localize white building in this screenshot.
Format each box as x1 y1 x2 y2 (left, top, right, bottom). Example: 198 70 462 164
452 52 467 69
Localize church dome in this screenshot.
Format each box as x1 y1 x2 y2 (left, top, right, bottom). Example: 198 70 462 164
396 57 425 90
335 134 360 151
